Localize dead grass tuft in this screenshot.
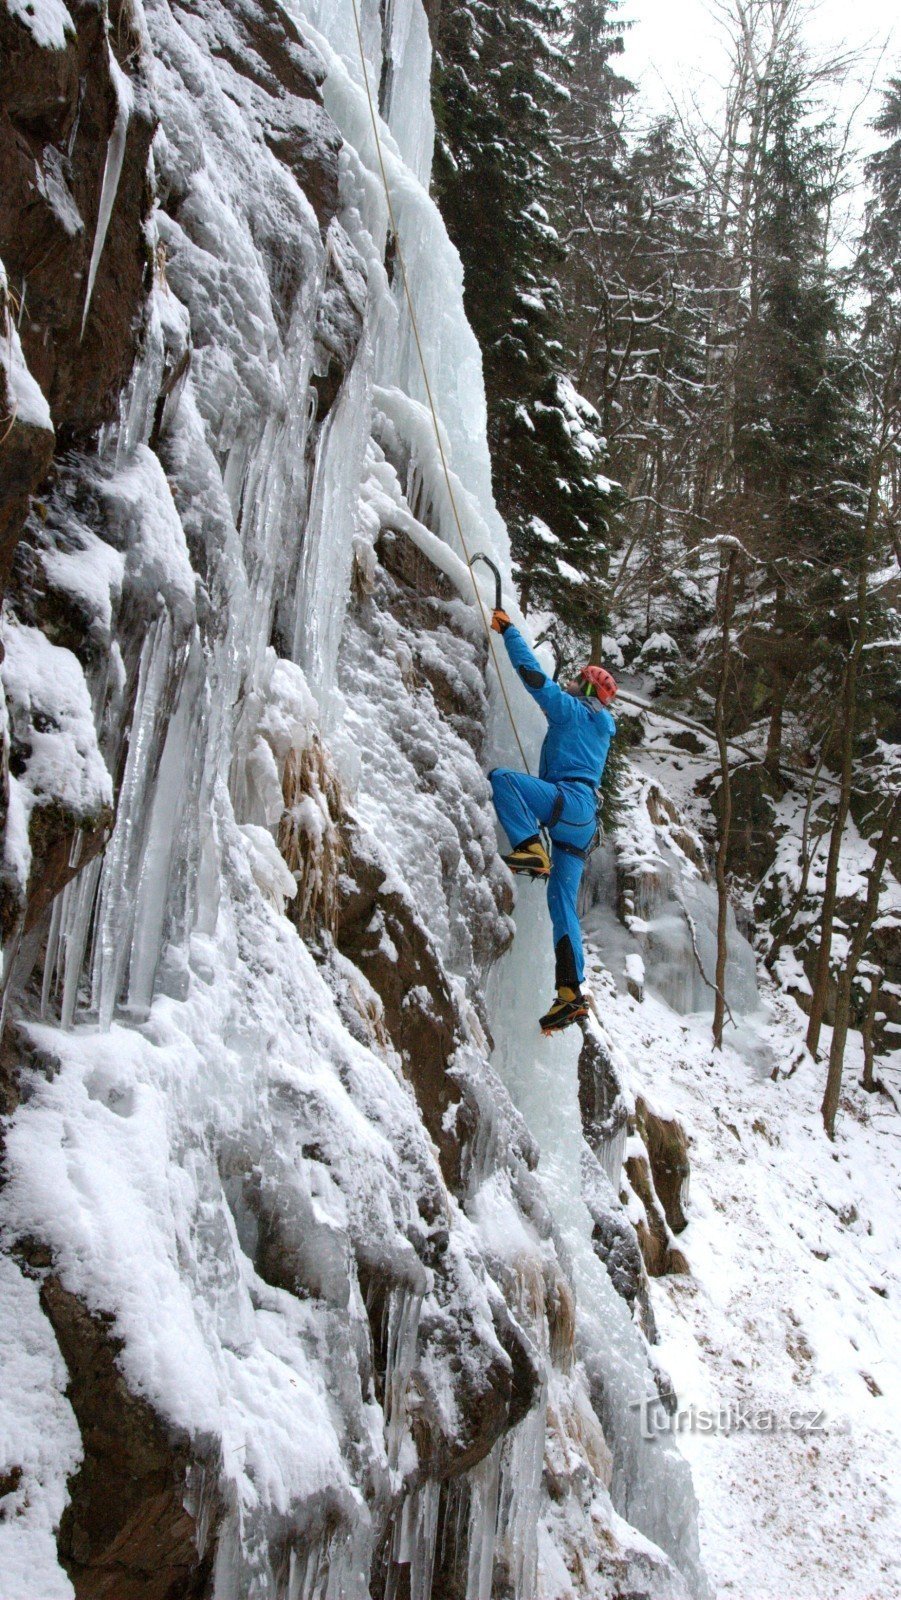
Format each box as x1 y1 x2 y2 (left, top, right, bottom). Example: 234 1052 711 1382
277 738 345 940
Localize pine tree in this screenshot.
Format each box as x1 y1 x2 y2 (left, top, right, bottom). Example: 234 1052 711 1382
432 0 617 640
716 58 867 761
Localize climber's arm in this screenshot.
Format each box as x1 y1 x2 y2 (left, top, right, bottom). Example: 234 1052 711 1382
497 624 576 724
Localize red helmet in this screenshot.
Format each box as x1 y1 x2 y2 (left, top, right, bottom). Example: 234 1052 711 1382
580 664 617 705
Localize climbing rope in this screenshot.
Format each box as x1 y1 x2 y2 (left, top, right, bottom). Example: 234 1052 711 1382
348 0 532 775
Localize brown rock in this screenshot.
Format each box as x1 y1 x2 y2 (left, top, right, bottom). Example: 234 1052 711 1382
633 1095 690 1234
0 0 155 439
623 1152 689 1279
578 1027 628 1169
0 352 55 602
36 1276 219 1600
581 1143 657 1341
335 820 469 1190
22 802 113 937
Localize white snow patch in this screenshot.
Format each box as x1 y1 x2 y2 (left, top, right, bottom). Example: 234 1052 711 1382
3 0 73 52
0 616 113 825
0 1259 81 1600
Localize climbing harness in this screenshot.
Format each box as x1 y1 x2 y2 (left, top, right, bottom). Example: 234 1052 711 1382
348 0 532 775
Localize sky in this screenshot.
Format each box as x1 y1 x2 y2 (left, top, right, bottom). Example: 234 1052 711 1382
619 0 899 133
616 0 899 248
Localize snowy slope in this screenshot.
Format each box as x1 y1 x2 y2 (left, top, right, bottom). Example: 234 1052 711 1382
582 733 901 1600
592 968 901 1600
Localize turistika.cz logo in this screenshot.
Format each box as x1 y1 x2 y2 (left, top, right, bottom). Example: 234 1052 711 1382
633 1396 842 1439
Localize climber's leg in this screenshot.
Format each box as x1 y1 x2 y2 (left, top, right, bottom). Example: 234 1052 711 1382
546 847 587 985
489 768 560 846
489 769 559 876
538 846 590 1032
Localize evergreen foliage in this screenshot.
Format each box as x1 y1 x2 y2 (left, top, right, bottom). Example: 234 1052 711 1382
726 61 868 743
432 0 619 640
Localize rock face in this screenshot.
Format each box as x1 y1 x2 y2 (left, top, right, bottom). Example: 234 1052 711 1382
634 1095 690 1237
0 2 708 1598
0 0 155 440
40 1275 218 1600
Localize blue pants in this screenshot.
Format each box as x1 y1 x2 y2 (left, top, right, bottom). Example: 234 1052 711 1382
490 769 596 987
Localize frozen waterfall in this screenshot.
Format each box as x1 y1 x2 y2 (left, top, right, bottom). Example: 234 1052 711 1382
0 0 711 1595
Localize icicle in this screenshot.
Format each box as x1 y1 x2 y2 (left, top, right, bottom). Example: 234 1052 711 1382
383 1284 423 1469
386 1480 440 1600
40 892 65 1018
126 640 206 1016
81 44 134 338
60 856 104 1029
465 1440 502 1600
91 613 186 1027
291 339 371 718
114 293 166 466
496 1392 547 1600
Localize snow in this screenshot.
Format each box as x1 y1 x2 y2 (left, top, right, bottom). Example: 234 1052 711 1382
530 515 560 546
0 1260 81 1599
0 263 53 433
488 901 710 1598
3 0 73 51
2 6 592 1587
94 445 196 621
574 707 901 1597
556 557 585 585
39 532 124 637
593 968 901 1599
639 630 680 659
4 0 897 1595
238 823 298 910
0 617 113 827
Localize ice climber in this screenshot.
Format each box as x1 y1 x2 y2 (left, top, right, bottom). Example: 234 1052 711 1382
488 609 617 1034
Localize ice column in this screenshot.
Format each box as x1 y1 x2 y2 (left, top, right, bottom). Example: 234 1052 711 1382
488 895 710 1598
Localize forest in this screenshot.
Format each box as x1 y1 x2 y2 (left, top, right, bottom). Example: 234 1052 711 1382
432 0 901 1134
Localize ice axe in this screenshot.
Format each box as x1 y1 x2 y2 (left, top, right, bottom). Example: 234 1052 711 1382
470 551 533 774
470 550 503 614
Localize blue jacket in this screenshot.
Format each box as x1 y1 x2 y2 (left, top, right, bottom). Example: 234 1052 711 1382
502 625 615 786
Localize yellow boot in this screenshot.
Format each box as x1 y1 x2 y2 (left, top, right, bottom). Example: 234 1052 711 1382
502 838 551 878
539 987 588 1034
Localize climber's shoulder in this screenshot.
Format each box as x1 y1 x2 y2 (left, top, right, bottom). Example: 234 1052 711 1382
584 702 616 738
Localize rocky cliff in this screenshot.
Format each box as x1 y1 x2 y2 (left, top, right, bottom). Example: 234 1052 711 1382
0 1 709 1595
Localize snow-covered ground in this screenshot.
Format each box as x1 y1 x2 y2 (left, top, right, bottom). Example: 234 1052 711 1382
586 800 901 1599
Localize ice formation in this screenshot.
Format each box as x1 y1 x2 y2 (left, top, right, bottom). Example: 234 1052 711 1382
0 0 724 1594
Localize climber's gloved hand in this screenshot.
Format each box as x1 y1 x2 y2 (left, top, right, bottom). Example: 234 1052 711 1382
491 608 512 634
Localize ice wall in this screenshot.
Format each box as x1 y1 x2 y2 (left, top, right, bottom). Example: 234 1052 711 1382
0 0 709 1595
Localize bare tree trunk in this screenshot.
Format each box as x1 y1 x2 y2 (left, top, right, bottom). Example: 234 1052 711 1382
713 546 739 1050
861 976 881 1092
765 695 783 777
764 702 840 974
806 474 879 1058
821 795 900 1137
